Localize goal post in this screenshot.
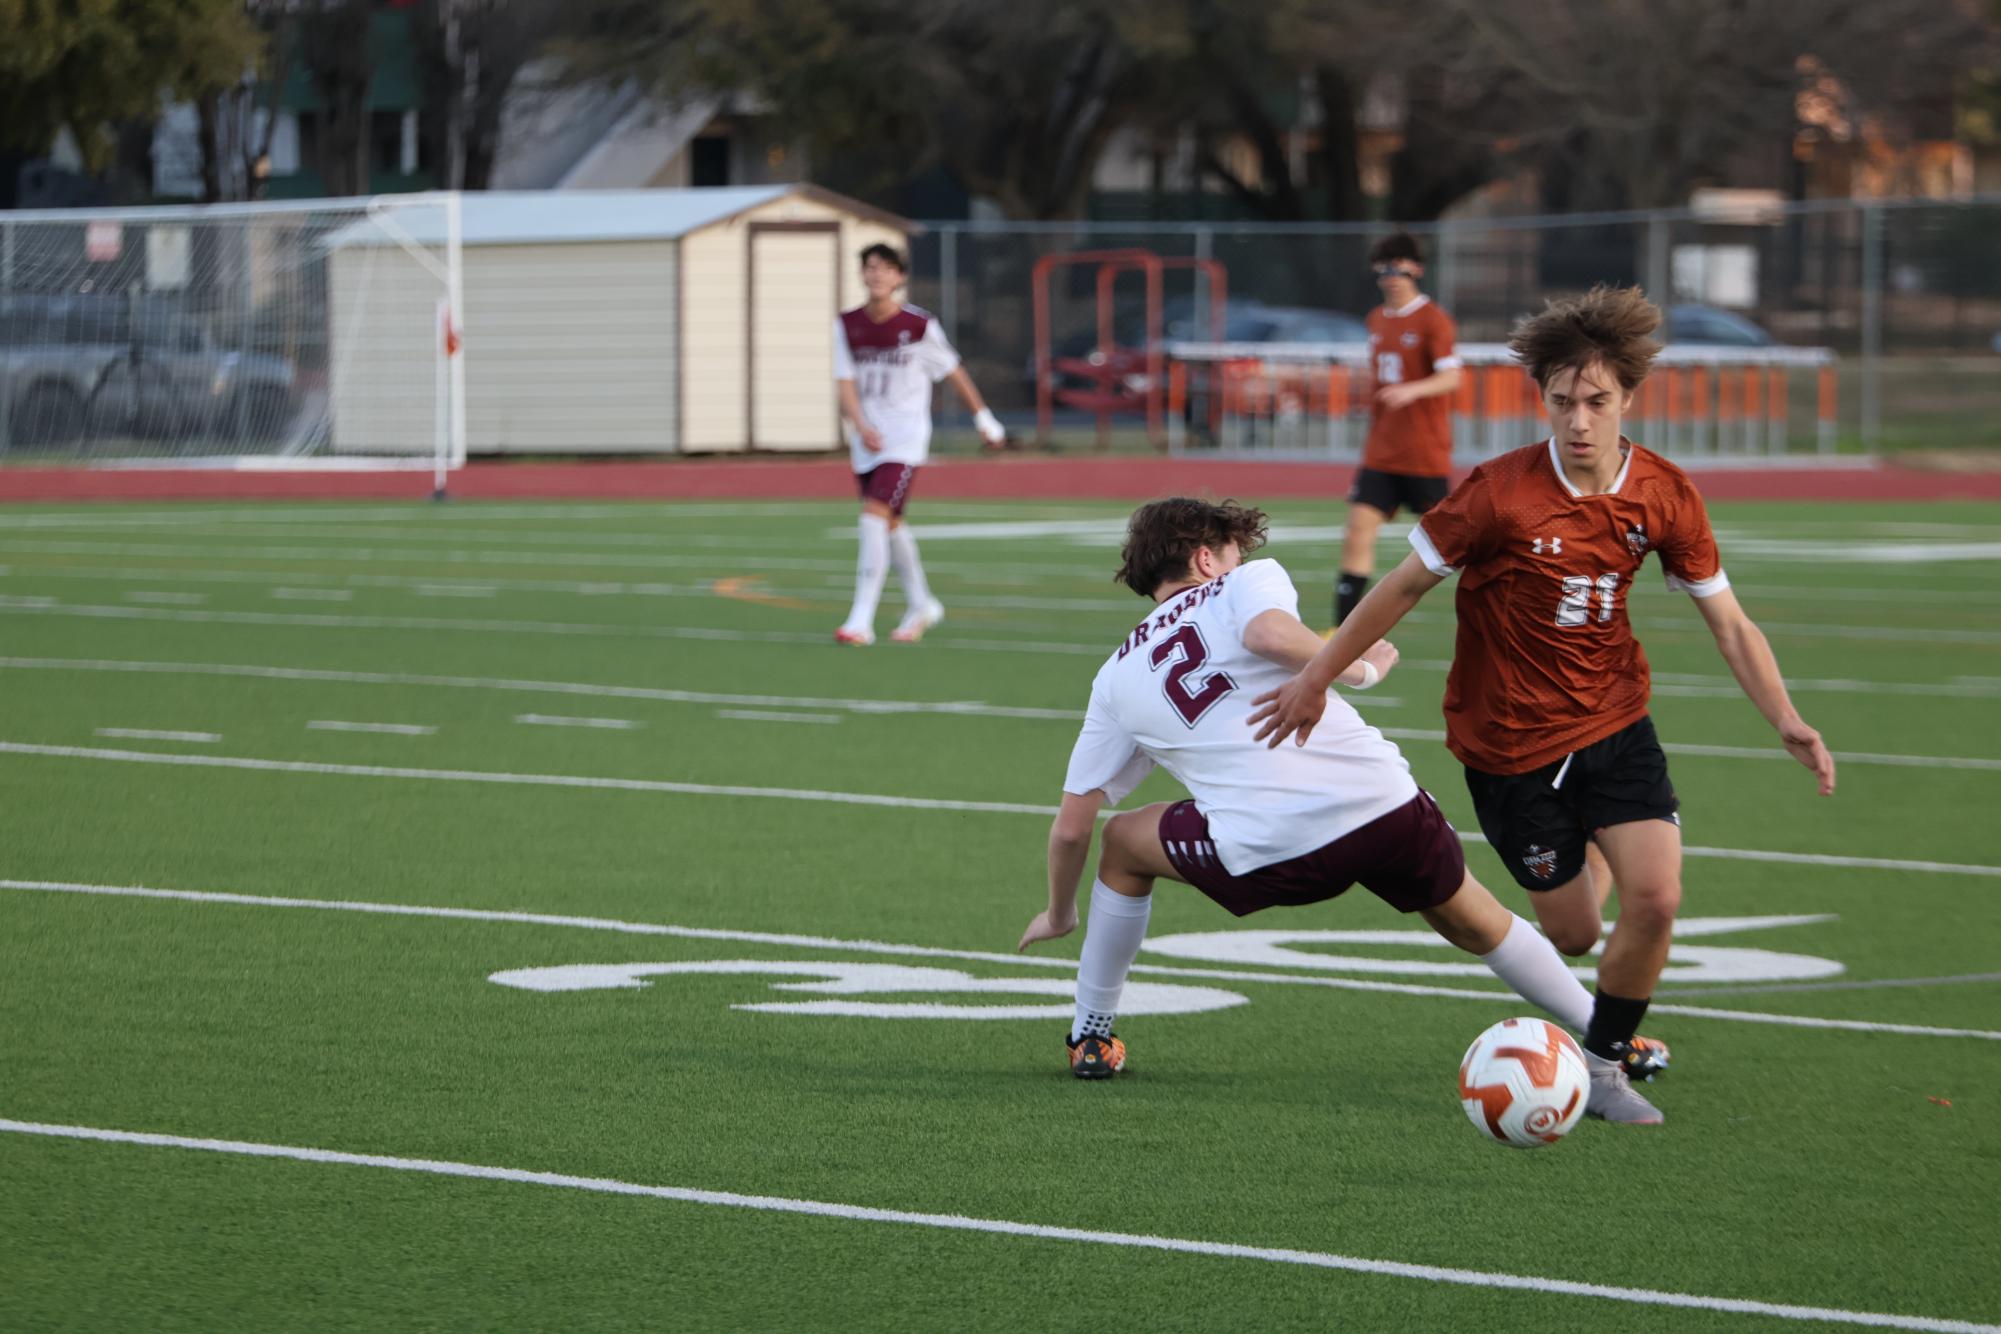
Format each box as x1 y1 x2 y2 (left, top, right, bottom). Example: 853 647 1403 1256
0 193 465 486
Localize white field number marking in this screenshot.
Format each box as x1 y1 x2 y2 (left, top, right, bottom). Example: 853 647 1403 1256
1143 915 1844 985
489 959 1247 1020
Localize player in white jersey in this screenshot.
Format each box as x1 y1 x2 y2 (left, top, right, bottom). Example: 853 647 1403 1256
1019 498 1602 1079
832 243 1006 646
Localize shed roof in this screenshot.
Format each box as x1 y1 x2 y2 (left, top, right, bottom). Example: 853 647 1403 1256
327 184 918 249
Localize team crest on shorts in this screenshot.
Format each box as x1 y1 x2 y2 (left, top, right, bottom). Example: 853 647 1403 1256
1522 844 1560 881
1625 523 1650 557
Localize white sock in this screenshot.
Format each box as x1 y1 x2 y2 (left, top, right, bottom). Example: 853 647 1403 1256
1070 881 1152 1042
844 513 890 632
888 522 934 612
1479 913 1594 1032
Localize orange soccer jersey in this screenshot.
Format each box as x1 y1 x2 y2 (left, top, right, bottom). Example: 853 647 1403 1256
1362 296 1459 477
1410 439 1728 775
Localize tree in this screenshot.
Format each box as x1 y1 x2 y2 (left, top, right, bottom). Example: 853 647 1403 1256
414 0 570 191
1444 0 1990 211
0 0 260 171
556 0 1162 218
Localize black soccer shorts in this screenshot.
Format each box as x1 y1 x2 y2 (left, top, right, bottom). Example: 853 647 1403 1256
1347 467 1450 518
1462 715 1681 892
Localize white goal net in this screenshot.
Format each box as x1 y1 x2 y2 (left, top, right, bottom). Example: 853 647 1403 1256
0 193 464 485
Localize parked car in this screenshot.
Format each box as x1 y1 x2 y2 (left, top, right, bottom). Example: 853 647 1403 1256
0 293 296 450
1034 299 1368 394
1662 303 1777 347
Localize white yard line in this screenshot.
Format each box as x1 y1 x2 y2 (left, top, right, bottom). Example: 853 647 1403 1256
4 1120 1992 1331
1656 972 2001 1000
716 709 842 725
414 585 498 598
2 743 1998 888
4 879 1996 1044
271 588 354 602
306 721 437 736
0 657 1083 720
514 714 639 730
0 653 1991 769
91 728 220 743
121 591 207 606
0 598 1111 656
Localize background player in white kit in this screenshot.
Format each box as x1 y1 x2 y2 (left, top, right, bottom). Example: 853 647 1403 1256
1019 497 1602 1080
833 244 1006 645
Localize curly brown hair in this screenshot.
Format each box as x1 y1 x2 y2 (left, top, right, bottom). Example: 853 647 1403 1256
1509 285 1662 391
1115 497 1269 597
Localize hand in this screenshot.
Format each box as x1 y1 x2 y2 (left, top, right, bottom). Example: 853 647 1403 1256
1780 718 1836 796
1247 671 1328 748
973 407 1006 447
857 422 884 453
1018 907 1077 951
1353 638 1399 686
1376 382 1423 411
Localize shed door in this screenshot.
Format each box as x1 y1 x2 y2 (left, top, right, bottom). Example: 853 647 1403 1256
748 223 840 451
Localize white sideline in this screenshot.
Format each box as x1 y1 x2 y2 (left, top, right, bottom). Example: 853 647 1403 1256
0 1119 1992 1332
4 880 1996 1043
2 741 1998 878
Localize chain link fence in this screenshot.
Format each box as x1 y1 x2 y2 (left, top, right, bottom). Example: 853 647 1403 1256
908 196 2001 457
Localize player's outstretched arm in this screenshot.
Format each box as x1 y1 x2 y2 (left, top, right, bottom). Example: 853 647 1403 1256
1692 587 1836 796
944 367 1006 447
1248 553 1443 747
1242 609 1398 685
1021 789 1105 950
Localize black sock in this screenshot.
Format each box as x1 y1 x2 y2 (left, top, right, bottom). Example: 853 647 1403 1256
1583 988 1651 1060
1334 573 1370 625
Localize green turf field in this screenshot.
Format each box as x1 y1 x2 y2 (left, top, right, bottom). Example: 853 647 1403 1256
1 496 1997 1333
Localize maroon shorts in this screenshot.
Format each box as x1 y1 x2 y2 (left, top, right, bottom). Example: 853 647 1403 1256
1158 790 1466 916
857 462 917 517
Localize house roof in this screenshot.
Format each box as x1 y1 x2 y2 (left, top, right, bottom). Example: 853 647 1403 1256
326 185 918 249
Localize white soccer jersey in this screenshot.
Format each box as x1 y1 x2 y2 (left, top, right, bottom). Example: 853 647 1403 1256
1062 559 1419 874
833 304 961 470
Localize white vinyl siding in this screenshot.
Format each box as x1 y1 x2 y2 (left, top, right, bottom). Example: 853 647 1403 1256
464 242 675 453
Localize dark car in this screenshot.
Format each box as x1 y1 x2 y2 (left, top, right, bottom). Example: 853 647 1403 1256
1662 304 1776 347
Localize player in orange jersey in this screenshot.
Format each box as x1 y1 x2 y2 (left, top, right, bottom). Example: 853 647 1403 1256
1333 234 1464 625
1249 286 1836 1126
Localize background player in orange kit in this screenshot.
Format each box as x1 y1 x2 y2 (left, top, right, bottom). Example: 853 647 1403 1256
1333 234 1464 625
1249 285 1837 1125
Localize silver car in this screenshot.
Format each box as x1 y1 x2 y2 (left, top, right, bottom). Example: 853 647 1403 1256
0 293 296 452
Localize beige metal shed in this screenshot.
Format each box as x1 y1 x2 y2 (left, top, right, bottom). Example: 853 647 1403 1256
326 185 916 455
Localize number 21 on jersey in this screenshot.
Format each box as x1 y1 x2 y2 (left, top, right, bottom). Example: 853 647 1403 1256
1556 573 1620 626
1150 624 1235 726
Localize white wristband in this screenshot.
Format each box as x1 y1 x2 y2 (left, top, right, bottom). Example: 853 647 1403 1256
1353 659 1380 690
973 407 1005 443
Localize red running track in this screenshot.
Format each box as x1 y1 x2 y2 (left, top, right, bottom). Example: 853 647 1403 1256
4 455 2000 504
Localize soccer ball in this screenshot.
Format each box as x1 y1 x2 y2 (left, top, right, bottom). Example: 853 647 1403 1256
1458 1017 1590 1148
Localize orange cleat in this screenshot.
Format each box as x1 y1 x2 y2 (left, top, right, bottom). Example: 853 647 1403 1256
1067 1032 1127 1080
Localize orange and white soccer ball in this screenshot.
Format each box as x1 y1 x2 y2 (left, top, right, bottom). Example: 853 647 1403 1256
1458 1017 1590 1148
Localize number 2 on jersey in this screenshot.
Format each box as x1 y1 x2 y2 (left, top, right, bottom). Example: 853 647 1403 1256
1149 624 1236 726
1556 573 1620 626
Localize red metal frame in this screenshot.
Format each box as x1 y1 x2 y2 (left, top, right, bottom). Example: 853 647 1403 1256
1031 250 1228 449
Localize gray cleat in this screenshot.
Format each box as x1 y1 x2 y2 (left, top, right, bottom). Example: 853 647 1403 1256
1585 1052 1665 1125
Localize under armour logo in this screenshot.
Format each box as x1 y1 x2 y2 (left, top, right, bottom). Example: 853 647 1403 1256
1532 537 1562 555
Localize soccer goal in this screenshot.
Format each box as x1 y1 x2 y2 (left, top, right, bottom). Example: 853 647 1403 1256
0 193 465 491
